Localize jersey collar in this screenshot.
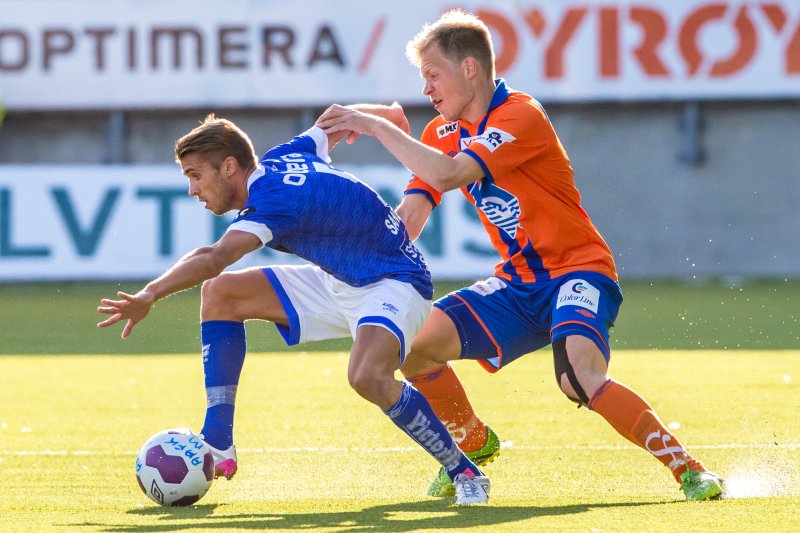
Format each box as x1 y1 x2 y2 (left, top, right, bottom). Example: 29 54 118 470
471 78 512 135
488 78 512 113
246 164 266 191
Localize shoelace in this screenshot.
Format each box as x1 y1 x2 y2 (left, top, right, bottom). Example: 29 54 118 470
456 476 480 498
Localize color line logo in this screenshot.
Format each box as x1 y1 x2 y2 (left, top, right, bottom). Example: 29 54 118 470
572 282 589 293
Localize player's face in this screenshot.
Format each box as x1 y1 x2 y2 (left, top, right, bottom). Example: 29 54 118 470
181 153 238 216
419 44 473 122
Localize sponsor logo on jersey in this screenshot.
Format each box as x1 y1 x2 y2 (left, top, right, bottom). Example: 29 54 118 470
382 302 399 314
237 206 256 218
436 121 458 139
468 277 508 296
473 127 516 153
469 182 521 239
575 308 596 319
556 280 600 313
460 135 479 150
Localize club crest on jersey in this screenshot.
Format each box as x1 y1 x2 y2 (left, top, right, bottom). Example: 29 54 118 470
470 182 521 238
436 121 458 139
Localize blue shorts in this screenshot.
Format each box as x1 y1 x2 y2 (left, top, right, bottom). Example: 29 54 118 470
434 271 623 373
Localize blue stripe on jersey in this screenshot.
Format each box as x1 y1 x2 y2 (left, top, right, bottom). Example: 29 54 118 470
488 79 512 112
405 188 438 209
462 144 551 283
477 115 490 136
519 239 550 281
462 149 493 183
499 237 522 283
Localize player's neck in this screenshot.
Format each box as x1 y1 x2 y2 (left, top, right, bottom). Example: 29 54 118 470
235 165 256 207
460 79 496 124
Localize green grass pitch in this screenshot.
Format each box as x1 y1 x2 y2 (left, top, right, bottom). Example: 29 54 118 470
0 279 799 531
2 351 799 531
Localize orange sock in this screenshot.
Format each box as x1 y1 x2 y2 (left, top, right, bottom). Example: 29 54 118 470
589 380 705 483
406 363 488 452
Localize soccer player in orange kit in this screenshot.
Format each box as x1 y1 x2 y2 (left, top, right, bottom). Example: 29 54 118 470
317 9 724 501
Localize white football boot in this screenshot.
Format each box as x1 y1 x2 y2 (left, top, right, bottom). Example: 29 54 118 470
453 472 490 505
203 440 238 480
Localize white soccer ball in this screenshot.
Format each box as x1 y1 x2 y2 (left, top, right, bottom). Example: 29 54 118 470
135 428 214 506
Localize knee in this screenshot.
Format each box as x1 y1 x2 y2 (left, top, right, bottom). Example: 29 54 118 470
407 335 439 363
555 373 583 406
400 347 432 378
401 339 448 378
201 275 236 319
552 337 605 406
347 364 384 404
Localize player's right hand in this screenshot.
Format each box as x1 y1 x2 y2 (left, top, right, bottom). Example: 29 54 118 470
97 290 155 339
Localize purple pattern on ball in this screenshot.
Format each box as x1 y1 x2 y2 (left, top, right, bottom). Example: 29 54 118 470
171 494 201 507
202 452 214 482
146 445 188 484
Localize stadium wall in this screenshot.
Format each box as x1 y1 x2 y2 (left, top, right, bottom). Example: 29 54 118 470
0 101 798 281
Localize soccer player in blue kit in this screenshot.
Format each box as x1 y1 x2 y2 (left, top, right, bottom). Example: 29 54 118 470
97 114 490 505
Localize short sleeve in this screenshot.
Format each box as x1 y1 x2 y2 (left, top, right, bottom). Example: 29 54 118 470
404 122 445 207
227 180 298 246
262 126 331 164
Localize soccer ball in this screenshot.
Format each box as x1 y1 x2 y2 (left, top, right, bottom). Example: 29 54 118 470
135 428 214 506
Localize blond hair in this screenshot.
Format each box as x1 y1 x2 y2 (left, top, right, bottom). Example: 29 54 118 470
405 9 495 78
175 114 257 171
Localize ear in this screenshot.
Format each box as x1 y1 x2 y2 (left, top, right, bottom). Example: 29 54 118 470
463 56 478 79
223 156 238 177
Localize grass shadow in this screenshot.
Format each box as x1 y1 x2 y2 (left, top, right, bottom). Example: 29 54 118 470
76 498 668 532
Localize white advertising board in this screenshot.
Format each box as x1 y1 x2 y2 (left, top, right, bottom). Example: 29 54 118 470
0 0 798 109
0 164 497 281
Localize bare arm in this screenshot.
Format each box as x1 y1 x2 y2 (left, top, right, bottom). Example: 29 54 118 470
316 105 483 192
321 102 410 149
347 102 410 134
97 230 261 338
396 193 434 241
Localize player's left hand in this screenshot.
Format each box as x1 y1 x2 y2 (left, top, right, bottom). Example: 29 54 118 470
96 290 155 339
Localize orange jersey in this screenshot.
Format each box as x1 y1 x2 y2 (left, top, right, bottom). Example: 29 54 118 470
406 79 617 283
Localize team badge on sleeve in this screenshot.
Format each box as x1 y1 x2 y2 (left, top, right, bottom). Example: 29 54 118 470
474 127 516 152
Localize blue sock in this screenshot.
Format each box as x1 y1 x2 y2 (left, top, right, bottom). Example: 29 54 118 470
385 382 481 481
199 320 246 450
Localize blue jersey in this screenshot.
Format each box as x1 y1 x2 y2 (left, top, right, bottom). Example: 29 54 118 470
228 127 433 300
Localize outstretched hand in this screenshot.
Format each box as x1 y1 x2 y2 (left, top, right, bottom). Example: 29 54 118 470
317 105 380 143
97 291 155 339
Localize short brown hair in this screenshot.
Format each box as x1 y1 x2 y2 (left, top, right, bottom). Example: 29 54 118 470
406 9 495 78
175 114 258 170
